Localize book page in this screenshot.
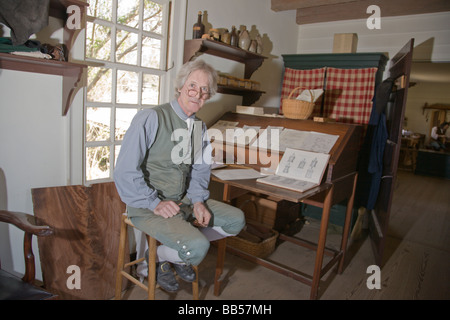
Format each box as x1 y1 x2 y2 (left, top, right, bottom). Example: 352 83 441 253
300 131 339 154
256 147 330 192
234 125 260 146
212 168 264 180
274 129 338 154
208 121 259 146
250 126 284 150
256 175 319 192
275 148 330 184
276 129 310 152
207 120 238 142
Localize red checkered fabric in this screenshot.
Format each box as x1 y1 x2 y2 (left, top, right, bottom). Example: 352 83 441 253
280 67 326 115
323 67 378 124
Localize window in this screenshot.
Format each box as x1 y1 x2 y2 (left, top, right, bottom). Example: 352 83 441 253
84 0 170 182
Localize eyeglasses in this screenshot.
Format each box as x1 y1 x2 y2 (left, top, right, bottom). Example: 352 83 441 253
186 83 210 100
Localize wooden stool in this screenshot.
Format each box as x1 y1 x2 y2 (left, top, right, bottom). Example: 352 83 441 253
115 213 226 300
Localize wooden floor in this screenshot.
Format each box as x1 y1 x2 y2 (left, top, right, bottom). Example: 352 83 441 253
121 170 450 300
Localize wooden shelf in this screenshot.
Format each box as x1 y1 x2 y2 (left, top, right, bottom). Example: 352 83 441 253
0 0 89 115
0 53 87 115
217 85 265 105
184 39 266 79
184 39 267 105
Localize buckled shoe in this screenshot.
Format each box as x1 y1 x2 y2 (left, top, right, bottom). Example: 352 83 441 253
173 263 196 282
156 262 179 292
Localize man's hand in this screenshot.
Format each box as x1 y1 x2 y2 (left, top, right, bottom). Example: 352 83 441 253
154 201 180 218
193 202 211 227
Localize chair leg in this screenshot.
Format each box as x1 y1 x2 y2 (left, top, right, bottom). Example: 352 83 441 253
214 238 226 296
147 235 157 300
115 215 128 300
192 265 199 300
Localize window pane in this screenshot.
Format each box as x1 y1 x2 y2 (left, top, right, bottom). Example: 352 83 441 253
86 146 110 180
116 29 138 65
87 0 112 20
117 70 138 104
141 36 161 69
86 22 111 61
86 107 111 141
142 74 160 105
144 1 163 34
115 145 121 167
115 108 137 140
87 67 112 102
117 0 140 28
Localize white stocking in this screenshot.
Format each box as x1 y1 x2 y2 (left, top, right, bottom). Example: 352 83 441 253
157 245 183 264
200 226 236 241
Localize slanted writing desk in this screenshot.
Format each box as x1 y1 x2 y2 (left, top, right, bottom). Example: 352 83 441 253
210 112 362 299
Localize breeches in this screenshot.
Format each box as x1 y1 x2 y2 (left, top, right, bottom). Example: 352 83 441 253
127 198 245 266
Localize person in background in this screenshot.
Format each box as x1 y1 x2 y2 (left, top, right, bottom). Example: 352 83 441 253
430 121 449 151
114 59 245 293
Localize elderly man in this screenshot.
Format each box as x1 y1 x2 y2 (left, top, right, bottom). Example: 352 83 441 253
114 59 245 292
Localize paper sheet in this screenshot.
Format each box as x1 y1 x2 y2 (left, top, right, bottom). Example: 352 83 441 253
212 168 264 180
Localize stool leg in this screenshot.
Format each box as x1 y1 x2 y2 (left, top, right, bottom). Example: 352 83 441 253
115 215 128 300
192 266 199 300
214 238 226 296
147 235 157 300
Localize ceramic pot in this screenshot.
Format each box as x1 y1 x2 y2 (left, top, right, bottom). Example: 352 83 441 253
256 34 263 54
248 40 257 53
222 29 231 45
238 27 250 50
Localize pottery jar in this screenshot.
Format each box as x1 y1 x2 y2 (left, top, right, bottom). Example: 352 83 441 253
238 26 250 50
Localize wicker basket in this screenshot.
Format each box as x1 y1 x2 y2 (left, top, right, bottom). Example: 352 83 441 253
227 224 279 258
282 87 315 120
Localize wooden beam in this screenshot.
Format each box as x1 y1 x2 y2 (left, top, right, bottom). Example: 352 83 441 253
422 103 450 115
295 0 450 25
271 0 357 12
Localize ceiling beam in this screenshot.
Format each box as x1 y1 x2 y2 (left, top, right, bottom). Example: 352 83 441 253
295 0 450 24
271 0 357 12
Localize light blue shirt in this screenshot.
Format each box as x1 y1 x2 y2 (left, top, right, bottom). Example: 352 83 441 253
114 99 212 211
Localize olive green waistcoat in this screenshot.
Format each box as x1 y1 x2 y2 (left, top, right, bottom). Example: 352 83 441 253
142 103 193 201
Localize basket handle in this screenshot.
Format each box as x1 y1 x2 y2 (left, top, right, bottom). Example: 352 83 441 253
287 86 315 103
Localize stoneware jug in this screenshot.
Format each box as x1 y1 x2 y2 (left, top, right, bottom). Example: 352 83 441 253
238 27 250 50
256 34 263 54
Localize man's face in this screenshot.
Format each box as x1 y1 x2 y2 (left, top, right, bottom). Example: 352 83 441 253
177 70 210 116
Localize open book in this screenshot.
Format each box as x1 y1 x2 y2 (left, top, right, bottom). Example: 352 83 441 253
256 148 330 192
208 121 260 146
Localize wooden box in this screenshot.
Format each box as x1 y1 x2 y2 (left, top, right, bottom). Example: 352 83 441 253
333 33 358 53
235 194 301 233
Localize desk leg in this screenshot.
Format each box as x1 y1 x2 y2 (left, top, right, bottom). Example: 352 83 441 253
214 238 226 296
338 173 358 274
310 185 334 300
223 183 231 202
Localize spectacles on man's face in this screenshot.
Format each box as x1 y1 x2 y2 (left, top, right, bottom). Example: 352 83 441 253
186 82 210 100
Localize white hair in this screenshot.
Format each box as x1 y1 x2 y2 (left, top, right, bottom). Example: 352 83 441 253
174 59 218 98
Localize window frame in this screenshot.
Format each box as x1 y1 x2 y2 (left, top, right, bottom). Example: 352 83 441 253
83 0 172 184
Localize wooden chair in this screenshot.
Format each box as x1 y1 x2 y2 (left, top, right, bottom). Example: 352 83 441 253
115 213 227 300
0 210 57 300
